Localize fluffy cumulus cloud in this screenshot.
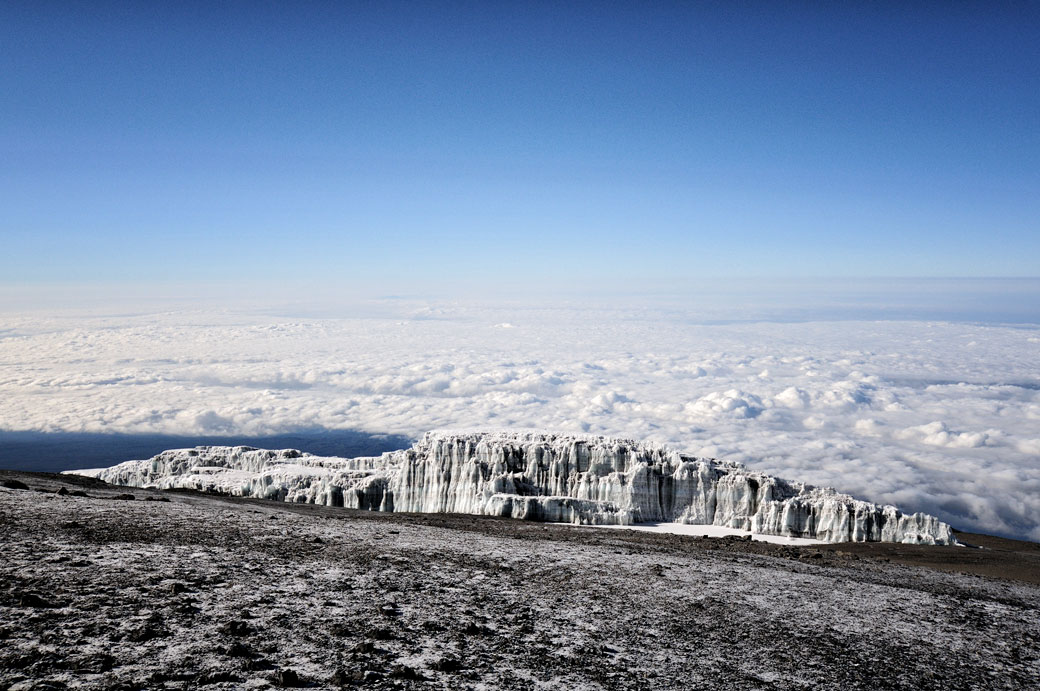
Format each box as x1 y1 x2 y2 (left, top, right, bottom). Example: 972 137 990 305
1 304 1039 542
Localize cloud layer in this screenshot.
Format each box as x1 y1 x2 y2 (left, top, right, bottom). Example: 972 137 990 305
1 304 1038 541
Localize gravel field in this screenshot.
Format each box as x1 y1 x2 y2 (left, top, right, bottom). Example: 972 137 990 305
1 471 1038 690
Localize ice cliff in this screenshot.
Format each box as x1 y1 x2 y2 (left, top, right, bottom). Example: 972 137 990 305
77 430 955 544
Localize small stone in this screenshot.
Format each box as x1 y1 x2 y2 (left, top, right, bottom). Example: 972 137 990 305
274 668 301 687
197 671 241 685
245 658 274 671
330 624 351 637
370 627 394 640
390 664 426 680
463 621 491 636
77 653 116 673
16 592 60 609
352 640 376 653
224 642 252 658
220 620 251 637
430 655 462 672
127 625 165 642
56 487 69 496
1 479 29 490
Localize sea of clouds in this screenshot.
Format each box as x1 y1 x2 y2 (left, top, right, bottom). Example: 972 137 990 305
1 301 1038 541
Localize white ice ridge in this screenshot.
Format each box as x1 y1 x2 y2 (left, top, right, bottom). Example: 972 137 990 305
73 430 955 544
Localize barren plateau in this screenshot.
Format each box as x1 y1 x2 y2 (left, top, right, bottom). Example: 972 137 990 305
1 470 1038 690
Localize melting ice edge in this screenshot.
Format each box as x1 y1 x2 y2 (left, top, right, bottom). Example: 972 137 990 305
73 430 954 544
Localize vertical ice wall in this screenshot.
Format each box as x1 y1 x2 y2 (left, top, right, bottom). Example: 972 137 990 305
77 430 955 544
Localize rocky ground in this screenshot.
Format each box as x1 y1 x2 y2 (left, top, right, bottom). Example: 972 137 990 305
1 470 1038 690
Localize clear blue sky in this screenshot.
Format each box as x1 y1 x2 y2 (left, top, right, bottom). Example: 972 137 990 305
2 2 1038 294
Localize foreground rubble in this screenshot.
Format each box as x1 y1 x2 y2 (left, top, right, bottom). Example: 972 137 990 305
1 471 1038 690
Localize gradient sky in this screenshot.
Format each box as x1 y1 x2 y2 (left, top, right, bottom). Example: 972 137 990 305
2 2 1038 294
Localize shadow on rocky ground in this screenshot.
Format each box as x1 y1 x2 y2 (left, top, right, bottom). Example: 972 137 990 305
2 470 1038 690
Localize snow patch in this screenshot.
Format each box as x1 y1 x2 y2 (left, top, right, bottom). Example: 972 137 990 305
579 522 824 545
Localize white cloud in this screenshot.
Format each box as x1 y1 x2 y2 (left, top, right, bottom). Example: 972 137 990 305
896 421 991 449
1 303 1039 541
853 418 884 436
686 389 764 419
774 387 810 409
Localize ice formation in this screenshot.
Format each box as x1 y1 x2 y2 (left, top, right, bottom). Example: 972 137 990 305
76 431 955 544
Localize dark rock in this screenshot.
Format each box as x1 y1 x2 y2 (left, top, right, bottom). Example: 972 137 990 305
245 658 274 671
145 496 171 502
430 655 462 672
16 592 61 608
56 486 69 496
1 479 29 490
168 582 188 594
8 653 36 669
75 653 116 673
175 601 200 616
148 670 195 683
197 671 242 685
390 664 427 680
370 627 394 640
463 621 492 635
273 668 301 687
100 683 138 691
220 620 251 637
68 490 88 497
113 493 136 501
223 642 253 658
127 625 165 642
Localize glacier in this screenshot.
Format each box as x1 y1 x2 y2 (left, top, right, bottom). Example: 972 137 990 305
73 430 955 544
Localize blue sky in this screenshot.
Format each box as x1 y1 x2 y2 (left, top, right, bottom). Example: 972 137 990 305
2 2 1038 295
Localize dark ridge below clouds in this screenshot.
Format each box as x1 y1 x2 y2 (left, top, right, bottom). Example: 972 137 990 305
0 430 414 474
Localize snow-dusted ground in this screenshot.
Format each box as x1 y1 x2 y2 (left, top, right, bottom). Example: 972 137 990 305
1 305 1038 542
2 476 1038 690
